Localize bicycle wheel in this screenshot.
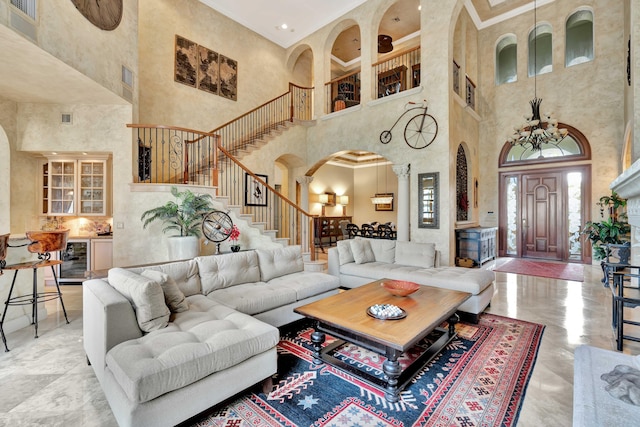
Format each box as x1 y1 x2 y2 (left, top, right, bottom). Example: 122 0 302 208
379 130 392 144
404 113 438 149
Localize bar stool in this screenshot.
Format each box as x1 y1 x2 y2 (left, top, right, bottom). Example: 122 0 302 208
0 233 9 352
1 230 70 351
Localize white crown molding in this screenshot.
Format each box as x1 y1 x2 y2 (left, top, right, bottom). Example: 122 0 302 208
465 0 557 30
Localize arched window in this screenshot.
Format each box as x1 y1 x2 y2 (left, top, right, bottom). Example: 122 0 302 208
456 145 469 221
499 123 591 167
496 35 517 85
528 24 553 77
566 10 594 67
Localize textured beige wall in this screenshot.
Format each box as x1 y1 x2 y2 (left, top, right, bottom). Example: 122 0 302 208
477 0 624 237
38 0 139 106
137 0 292 131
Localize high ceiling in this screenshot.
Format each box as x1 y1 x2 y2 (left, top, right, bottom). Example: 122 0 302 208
201 0 546 49
0 0 545 106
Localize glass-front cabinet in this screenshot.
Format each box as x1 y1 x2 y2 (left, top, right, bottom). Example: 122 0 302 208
45 158 107 216
49 160 76 215
79 161 105 215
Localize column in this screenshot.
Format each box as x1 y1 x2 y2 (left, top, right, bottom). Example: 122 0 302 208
296 176 314 255
392 164 410 241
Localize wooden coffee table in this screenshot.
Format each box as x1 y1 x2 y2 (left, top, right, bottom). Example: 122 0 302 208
293 279 471 402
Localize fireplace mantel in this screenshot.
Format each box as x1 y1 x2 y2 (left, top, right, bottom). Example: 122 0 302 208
611 159 640 228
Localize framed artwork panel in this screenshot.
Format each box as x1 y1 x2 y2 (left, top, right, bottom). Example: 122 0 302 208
219 54 238 101
245 173 268 207
174 35 197 87
197 45 219 94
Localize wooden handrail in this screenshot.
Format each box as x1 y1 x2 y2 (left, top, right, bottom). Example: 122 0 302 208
217 143 314 218
126 123 216 137
325 69 361 86
208 83 313 134
371 46 420 67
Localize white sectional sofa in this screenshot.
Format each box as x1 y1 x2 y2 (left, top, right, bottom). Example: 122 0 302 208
328 238 495 322
83 245 340 427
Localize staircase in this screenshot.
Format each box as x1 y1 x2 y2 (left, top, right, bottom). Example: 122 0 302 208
128 83 317 255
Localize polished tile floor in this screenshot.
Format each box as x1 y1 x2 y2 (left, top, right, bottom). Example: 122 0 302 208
0 259 638 426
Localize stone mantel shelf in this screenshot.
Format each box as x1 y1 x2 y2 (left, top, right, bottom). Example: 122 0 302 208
611 158 640 228
611 158 640 199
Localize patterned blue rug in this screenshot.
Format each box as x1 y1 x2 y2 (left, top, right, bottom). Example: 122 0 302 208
190 314 544 427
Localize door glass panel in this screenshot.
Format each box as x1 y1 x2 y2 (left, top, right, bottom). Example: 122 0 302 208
506 176 518 255
567 172 582 260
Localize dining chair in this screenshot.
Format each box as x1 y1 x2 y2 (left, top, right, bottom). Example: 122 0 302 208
360 223 376 238
346 223 360 239
377 223 396 240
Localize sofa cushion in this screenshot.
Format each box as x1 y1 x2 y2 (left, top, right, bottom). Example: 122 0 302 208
105 295 278 404
268 271 340 300
127 260 201 297
339 263 494 296
395 241 436 268
336 240 355 265
197 251 261 295
108 268 170 332
141 270 189 313
366 238 396 264
206 282 297 315
256 245 303 282
351 239 375 264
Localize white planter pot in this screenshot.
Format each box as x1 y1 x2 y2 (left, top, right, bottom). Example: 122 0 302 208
167 235 199 260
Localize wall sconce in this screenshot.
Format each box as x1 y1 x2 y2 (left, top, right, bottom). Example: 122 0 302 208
318 193 329 216
339 195 349 216
318 192 336 216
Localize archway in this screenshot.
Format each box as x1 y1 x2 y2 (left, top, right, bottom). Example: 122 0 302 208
498 124 592 263
0 125 10 232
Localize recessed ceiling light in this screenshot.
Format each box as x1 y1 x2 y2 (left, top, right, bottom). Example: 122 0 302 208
281 23 288 30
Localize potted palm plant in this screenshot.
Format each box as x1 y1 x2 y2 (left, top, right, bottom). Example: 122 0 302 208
141 186 213 259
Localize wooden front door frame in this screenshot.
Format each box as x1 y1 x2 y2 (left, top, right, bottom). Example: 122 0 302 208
498 164 592 263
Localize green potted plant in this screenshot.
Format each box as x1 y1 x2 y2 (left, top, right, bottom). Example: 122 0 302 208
581 190 629 261
141 186 213 259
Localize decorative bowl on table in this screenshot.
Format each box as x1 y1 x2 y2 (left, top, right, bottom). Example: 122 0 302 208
381 280 420 297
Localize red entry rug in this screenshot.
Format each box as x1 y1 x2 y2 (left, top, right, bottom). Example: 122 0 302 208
190 314 544 427
493 259 584 282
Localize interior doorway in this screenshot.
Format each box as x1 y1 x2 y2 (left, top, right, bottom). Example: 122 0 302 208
499 165 591 263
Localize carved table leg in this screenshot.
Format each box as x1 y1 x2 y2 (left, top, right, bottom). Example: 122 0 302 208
383 349 402 402
310 325 325 365
448 313 460 336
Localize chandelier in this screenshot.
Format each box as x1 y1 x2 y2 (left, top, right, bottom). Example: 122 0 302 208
370 156 393 205
506 0 568 152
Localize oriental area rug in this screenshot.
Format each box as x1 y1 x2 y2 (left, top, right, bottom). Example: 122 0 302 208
493 259 584 282
190 314 544 427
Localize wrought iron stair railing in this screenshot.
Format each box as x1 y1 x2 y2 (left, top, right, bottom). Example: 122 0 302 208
128 83 316 253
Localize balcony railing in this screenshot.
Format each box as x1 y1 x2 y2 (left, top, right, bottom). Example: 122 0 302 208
325 70 361 113
372 46 421 99
453 60 461 95
465 76 476 110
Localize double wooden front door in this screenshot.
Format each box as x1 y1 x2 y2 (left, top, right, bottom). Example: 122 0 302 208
522 172 563 260
499 165 591 263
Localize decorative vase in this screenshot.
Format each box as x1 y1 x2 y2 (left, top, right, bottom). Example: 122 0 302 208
167 236 199 260
230 244 241 252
